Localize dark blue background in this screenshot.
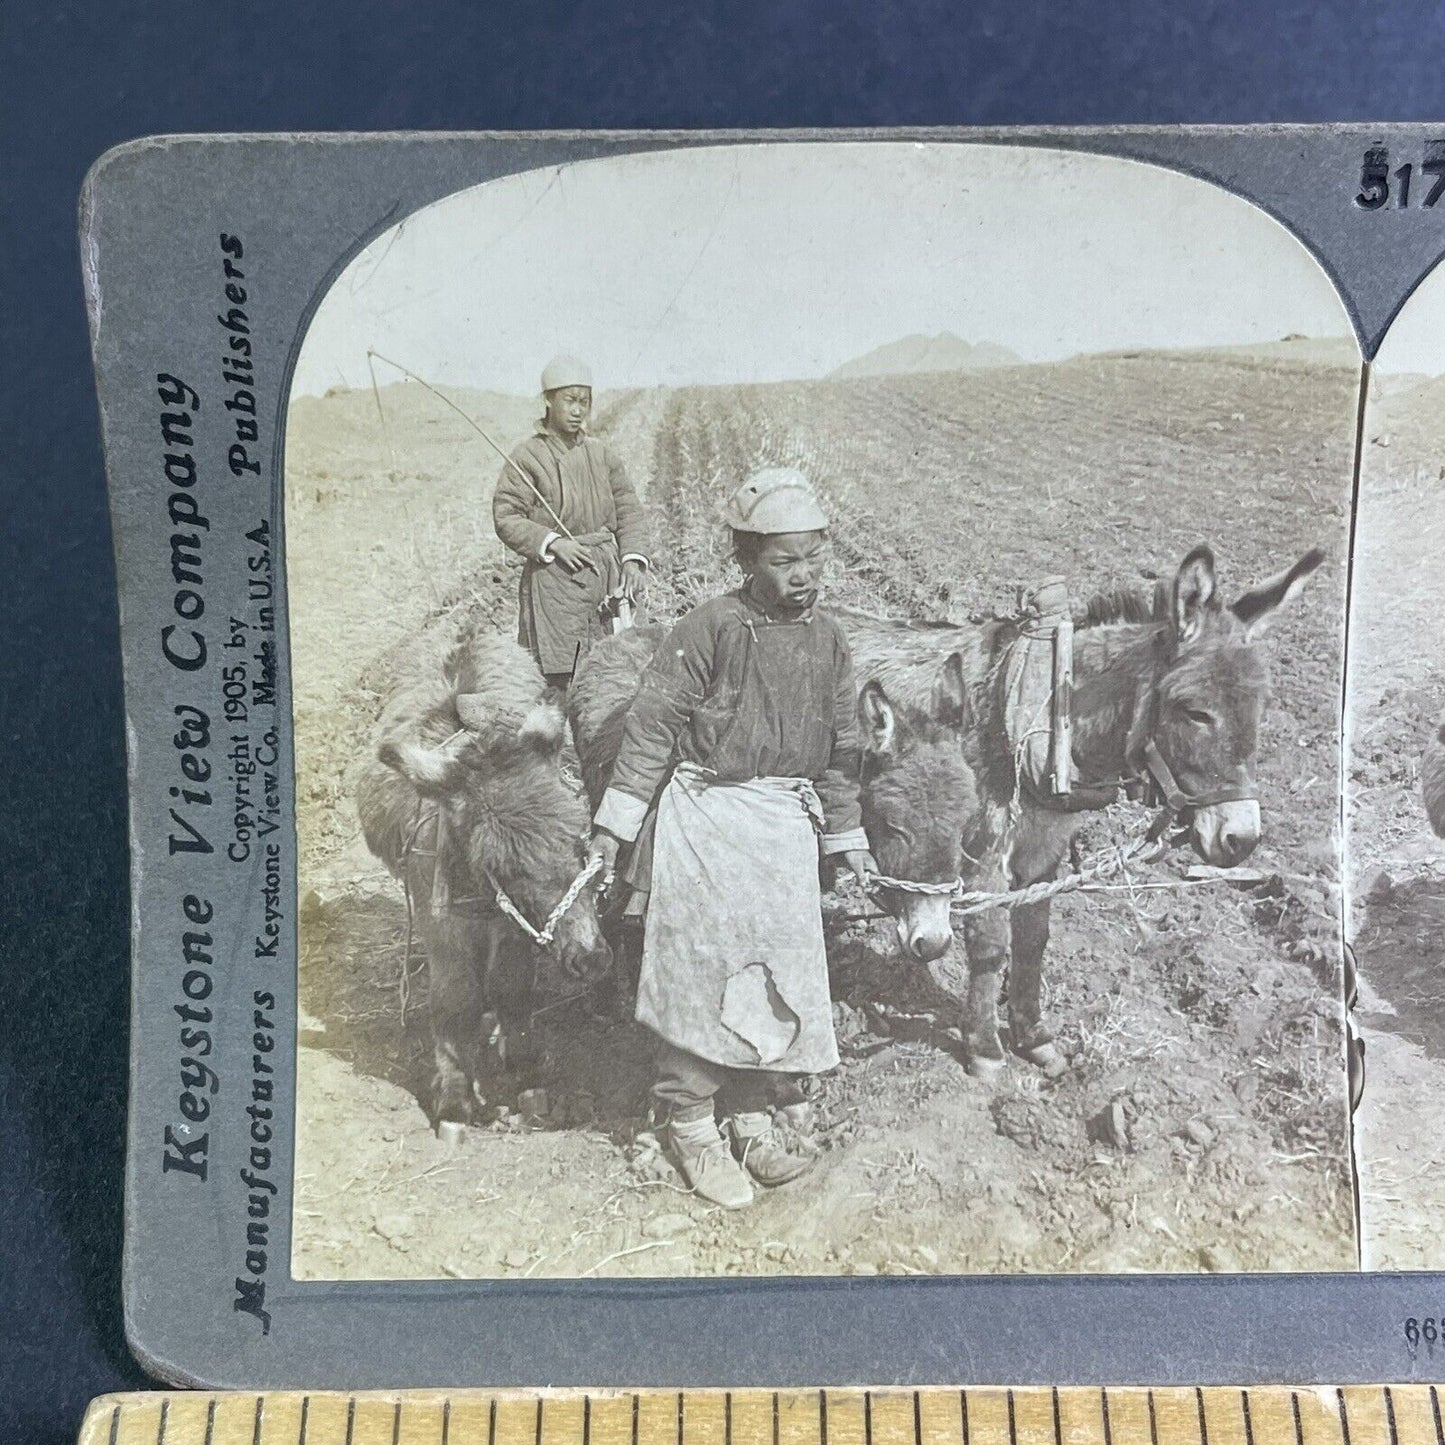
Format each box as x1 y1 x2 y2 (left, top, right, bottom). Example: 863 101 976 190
4 3 1443 1440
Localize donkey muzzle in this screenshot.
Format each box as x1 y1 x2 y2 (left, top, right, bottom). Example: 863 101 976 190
1192 799 1261 867
893 893 954 963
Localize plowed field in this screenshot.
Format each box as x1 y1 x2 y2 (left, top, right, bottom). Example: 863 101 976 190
287 350 1360 1280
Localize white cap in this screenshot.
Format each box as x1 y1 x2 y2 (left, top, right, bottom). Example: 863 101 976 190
721 467 830 534
541 354 593 392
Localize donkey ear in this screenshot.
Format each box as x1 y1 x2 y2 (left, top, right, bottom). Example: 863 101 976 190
858 680 897 754
1172 545 1218 644
379 738 466 798
1231 547 1324 639
933 651 970 727
518 702 566 754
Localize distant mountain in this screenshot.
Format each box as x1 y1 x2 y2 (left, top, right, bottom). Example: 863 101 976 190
829 332 1023 380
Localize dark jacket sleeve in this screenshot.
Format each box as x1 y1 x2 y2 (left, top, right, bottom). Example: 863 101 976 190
605 444 652 562
815 623 866 847
606 605 716 810
492 443 554 560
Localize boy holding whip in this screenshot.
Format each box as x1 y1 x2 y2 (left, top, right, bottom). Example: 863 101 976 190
493 355 651 689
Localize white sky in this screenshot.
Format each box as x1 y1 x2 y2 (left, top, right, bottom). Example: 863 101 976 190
292 141 1354 398
1374 256 1445 375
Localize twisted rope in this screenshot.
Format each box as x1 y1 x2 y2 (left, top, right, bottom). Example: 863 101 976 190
489 856 605 947
866 812 1174 919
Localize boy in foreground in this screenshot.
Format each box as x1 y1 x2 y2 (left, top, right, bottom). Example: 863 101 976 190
586 469 875 1208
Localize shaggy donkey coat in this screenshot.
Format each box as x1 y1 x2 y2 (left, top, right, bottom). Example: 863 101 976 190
356 631 610 1125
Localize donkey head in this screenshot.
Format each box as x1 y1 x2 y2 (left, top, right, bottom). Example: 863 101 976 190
1140 544 1324 868
857 653 979 963
380 699 612 982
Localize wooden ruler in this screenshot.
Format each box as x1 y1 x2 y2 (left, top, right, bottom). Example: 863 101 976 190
75 1387 1445 1445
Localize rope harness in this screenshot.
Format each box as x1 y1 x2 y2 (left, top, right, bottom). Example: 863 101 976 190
863 606 1258 915
486 856 605 947
394 802 604 1018
866 809 1176 918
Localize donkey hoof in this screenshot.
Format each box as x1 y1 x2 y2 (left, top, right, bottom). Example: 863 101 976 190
966 1054 1008 1082
1020 1041 1069 1079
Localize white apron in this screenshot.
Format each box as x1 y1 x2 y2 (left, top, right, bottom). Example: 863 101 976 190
635 763 840 1073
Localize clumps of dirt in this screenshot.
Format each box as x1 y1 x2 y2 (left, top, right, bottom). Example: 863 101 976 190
1353 683 1445 794
991 1085 1085 1157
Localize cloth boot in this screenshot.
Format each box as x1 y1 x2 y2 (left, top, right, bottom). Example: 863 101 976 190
726 1109 817 1187
661 1112 754 1209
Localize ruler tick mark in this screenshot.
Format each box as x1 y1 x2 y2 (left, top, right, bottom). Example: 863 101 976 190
253 1396 265 1445
205 1398 217 1445
1431 1388 1443 1445
865 1393 874 1445
1338 1390 1352 1445
1197 1388 1209 1445
1147 1392 1159 1445
299 1396 311 1445
1008 1391 1018 1445
1051 1387 1061 1445
821 1390 830 1445
1242 1392 1254 1445
158 1397 171 1445
726 1393 734 1445
108 1405 120 1445
489 1396 498 1445
1102 1389 1113 1445
773 1392 780 1445
393 1399 402 1445
913 1391 922 1445
1385 1388 1399 1445
347 1397 357 1445
632 1395 640 1445
537 1397 545 1445
678 1390 685 1445
443 1400 452 1445
584 1394 592 1445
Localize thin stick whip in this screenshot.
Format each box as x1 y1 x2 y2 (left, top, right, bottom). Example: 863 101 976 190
367 349 592 568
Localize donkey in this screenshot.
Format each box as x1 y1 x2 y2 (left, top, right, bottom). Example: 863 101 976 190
844 544 1324 1078
356 630 612 1126
1424 724 1445 836
566 623 981 965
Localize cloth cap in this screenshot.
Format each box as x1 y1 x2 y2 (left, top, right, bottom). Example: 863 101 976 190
721 467 830 534
541 354 593 393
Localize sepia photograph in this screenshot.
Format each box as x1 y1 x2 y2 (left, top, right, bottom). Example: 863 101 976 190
283 141 1360 1281
1345 258 1445 1270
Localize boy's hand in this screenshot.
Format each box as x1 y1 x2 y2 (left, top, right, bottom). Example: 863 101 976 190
550 537 599 575
620 559 646 599
841 849 877 887
586 830 621 891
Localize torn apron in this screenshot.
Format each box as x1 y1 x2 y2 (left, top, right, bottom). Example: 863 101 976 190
636 762 839 1075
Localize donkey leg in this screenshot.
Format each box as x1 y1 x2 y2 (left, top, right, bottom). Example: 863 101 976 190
961 906 1010 1079
427 963 486 1126
487 943 540 1070
1007 899 1067 1078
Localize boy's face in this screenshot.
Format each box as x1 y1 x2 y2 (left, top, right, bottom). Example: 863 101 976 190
747 530 829 614
544 386 592 439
